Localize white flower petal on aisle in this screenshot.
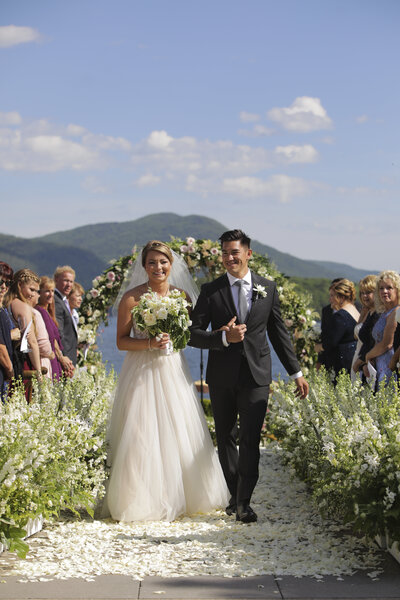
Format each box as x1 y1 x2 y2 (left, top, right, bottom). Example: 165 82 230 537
1 449 382 582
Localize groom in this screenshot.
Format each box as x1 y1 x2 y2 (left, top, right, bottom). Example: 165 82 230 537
189 229 308 523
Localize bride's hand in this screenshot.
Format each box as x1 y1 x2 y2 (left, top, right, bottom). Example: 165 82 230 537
150 333 170 350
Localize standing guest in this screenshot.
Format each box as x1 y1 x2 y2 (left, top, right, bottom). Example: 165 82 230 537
352 275 379 381
351 275 378 381
317 279 360 378
389 306 400 374
366 271 400 387
68 282 84 330
0 263 22 397
4 269 42 382
54 266 77 371
189 229 308 523
36 276 68 380
0 263 15 398
316 278 344 372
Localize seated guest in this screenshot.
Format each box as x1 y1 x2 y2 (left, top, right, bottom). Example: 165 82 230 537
4 269 43 383
68 282 84 330
36 276 69 380
352 275 378 381
54 266 77 371
366 270 400 387
318 279 360 377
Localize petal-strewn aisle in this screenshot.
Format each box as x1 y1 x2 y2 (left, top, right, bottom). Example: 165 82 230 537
0 448 382 582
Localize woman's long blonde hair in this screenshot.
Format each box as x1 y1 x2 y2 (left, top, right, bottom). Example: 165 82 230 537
4 268 40 308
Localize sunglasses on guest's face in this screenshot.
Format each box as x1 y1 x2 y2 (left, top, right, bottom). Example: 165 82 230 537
0 279 11 288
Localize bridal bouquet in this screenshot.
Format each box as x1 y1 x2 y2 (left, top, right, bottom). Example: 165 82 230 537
131 288 192 351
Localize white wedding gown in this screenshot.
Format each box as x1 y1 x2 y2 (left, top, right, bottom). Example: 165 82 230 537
105 327 229 522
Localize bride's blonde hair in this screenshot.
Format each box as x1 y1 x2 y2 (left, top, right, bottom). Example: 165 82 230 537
141 241 173 267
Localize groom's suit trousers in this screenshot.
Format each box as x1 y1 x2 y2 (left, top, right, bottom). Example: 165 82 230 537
209 354 269 504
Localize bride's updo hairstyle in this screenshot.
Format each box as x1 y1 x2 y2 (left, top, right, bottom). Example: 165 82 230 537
141 241 174 267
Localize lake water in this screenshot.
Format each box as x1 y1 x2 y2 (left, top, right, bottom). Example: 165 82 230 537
96 317 287 385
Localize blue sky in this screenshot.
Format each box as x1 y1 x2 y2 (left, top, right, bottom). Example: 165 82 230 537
1 0 399 271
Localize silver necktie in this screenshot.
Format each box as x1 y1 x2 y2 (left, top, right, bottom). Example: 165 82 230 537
234 280 248 323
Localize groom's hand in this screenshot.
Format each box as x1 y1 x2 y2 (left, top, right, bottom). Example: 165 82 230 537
225 319 247 343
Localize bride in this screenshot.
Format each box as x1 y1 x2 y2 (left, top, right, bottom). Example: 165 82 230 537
105 240 228 522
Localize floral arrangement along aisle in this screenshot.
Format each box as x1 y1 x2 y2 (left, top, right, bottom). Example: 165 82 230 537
0 368 115 557
80 237 319 372
268 368 400 545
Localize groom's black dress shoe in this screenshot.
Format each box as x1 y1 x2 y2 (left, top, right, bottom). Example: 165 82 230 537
225 502 237 516
236 504 257 523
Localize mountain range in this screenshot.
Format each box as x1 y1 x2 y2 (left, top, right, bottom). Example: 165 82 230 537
0 213 375 289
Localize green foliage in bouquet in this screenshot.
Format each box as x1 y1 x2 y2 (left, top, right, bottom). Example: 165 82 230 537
268 368 400 542
0 367 115 557
131 288 192 351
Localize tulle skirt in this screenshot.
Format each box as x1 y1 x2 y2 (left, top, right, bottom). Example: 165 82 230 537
105 348 229 522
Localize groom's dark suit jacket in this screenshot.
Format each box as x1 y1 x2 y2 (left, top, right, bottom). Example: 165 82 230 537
54 289 78 365
189 272 300 386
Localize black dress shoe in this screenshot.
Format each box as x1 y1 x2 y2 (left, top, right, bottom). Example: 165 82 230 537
225 502 237 516
236 504 257 523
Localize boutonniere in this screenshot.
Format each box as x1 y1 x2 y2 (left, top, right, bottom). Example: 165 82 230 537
252 284 268 301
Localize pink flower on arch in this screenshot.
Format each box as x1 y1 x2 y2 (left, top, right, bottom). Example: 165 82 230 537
90 289 99 298
107 271 116 281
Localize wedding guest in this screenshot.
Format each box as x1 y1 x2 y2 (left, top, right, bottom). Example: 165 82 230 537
316 278 344 372
4 269 43 383
36 276 68 380
30 301 54 380
0 263 15 399
351 275 378 381
68 282 84 330
389 306 400 374
54 266 77 372
0 263 22 394
366 270 400 387
318 279 360 377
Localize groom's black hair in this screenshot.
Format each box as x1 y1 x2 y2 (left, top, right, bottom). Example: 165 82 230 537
219 229 251 248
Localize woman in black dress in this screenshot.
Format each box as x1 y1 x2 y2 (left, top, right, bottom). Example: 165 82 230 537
318 279 360 377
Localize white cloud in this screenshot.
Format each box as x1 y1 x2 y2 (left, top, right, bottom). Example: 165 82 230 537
24 135 98 171
0 25 41 48
136 173 161 187
267 96 333 132
238 124 274 137
0 111 22 125
82 133 132 151
147 130 173 150
221 174 310 203
356 115 368 124
0 113 132 172
239 111 260 123
67 124 87 137
275 144 319 164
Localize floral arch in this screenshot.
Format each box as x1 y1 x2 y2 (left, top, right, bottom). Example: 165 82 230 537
79 237 319 373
